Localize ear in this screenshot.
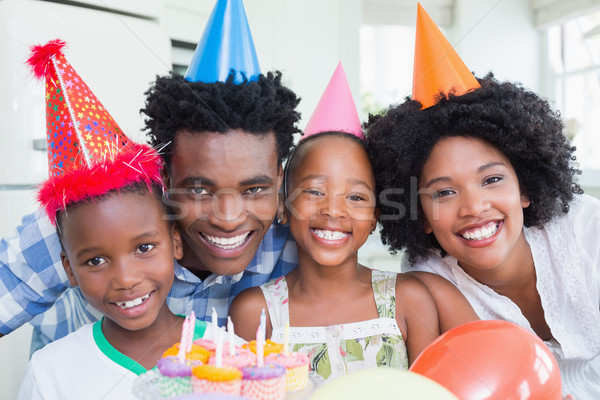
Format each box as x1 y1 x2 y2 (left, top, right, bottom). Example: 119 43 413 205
276 164 284 193
423 218 433 234
520 193 530 209
60 251 79 287
172 225 184 260
161 165 171 190
370 208 380 233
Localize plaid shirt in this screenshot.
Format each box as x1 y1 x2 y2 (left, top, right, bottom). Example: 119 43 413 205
0 210 298 351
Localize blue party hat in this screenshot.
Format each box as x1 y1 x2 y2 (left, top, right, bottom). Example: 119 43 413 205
184 0 261 83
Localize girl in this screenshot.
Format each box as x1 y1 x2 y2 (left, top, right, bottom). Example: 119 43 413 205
366 74 600 399
229 129 478 381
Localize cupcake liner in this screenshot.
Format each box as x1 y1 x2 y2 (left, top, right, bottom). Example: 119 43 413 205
241 376 285 400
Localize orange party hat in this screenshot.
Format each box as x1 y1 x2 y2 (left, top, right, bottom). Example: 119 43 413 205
412 3 480 108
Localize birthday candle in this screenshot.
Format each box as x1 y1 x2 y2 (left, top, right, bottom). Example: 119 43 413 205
284 323 290 356
212 307 218 340
257 309 266 367
177 311 195 361
227 316 236 355
215 327 224 367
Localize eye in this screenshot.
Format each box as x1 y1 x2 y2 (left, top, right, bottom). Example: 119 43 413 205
304 189 324 196
186 187 209 196
244 186 265 195
432 188 455 199
347 194 366 201
483 176 503 185
86 257 107 267
136 244 155 254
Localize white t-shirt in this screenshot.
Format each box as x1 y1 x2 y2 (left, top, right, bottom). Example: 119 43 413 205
18 319 208 400
406 194 600 398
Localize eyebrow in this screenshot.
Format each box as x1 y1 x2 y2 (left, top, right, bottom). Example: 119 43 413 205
75 231 160 258
423 162 506 188
296 175 373 189
177 175 274 187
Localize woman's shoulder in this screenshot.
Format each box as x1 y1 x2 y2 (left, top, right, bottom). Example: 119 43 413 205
541 194 600 238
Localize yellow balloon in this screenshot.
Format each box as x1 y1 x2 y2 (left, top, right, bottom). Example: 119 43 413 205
310 368 459 400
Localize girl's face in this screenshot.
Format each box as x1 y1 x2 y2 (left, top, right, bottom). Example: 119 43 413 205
286 135 377 268
60 190 183 333
418 136 530 275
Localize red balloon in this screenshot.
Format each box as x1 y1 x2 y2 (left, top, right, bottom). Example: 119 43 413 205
410 320 562 400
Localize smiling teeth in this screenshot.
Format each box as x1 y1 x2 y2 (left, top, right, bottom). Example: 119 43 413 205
203 232 251 249
461 222 499 241
116 293 150 309
313 229 349 240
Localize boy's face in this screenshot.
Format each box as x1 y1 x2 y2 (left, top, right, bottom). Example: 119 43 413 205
287 135 377 268
167 129 282 276
60 190 183 333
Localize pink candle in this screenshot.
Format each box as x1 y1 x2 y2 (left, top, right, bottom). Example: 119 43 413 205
177 311 195 361
257 309 266 367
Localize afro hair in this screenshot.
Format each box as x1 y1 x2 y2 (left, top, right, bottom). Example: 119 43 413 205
141 71 301 169
365 73 582 263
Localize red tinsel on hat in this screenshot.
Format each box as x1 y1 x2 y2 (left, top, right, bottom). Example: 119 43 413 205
27 40 164 223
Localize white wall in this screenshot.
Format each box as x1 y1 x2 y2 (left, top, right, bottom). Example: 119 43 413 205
449 0 541 91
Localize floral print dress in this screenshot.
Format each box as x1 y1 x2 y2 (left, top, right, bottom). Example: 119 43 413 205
260 269 408 381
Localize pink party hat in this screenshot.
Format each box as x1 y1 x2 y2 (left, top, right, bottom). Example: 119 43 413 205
27 40 163 222
302 62 364 140
412 3 480 108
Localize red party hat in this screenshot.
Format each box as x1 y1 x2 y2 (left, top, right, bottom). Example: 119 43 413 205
412 3 480 109
27 40 164 222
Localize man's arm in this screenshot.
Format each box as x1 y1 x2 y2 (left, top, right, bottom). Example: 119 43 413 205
0 210 69 336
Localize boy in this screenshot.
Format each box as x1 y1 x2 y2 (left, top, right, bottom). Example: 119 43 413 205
18 40 210 400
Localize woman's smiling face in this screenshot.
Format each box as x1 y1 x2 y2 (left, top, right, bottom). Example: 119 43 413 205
418 136 531 275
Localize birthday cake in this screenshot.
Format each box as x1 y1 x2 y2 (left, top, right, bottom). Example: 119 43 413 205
134 307 317 400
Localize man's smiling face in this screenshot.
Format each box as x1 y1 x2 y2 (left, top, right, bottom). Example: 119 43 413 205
167 129 282 277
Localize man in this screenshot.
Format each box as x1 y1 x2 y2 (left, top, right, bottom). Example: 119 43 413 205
0 0 301 351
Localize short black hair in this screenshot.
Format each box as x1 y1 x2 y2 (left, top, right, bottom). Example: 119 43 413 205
141 71 301 169
366 73 582 263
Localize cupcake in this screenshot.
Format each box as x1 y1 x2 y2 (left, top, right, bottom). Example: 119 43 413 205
242 340 283 357
208 348 256 369
163 343 212 364
156 356 194 397
191 364 243 395
240 363 286 400
193 338 217 352
264 352 310 392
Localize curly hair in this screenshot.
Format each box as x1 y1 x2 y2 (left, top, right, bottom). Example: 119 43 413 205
365 73 582 263
141 71 301 169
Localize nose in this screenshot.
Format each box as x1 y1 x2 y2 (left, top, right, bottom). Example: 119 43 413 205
458 187 491 217
320 193 348 219
111 258 144 290
208 189 247 230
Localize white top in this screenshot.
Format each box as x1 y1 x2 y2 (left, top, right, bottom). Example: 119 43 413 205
406 194 600 397
18 319 209 400
261 270 408 381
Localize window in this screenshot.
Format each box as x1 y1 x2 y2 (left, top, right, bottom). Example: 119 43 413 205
547 10 600 192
